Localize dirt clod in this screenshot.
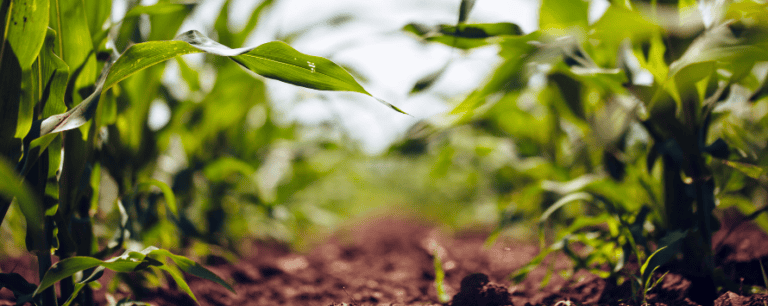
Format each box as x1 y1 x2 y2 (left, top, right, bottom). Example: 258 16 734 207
451 273 513 306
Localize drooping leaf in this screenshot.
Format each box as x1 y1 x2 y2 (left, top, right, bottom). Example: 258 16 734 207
540 192 593 223
146 248 236 293
35 246 233 299
103 41 200 91
39 76 105 136
403 22 523 50
6 0 49 69
36 29 405 139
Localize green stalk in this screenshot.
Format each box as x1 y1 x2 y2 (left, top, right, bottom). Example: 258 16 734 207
36 228 57 306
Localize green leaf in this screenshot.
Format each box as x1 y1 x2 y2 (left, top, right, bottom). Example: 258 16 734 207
432 251 450 303
6 0 49 69
83 0 111 43
232 41 366 92
176 30 405 113
722 160 765 179
61 282 87 306
403 22 523 50
539 0 588 35
409 64 448 94
640 231 686 291
39 28 70 118
0 157 45 252
137 179 179 218
16 28 69 141
35 256 103 296
539 192 593 223
147 248 235 293
104 41 200 91
49 0 97 103
203 157 257 182
39 75 104 135
36 29 405 139
124 3 187 18
175 57 201 92
35 246 233 300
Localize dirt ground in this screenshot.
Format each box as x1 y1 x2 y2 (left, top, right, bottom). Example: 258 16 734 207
2 207 768 306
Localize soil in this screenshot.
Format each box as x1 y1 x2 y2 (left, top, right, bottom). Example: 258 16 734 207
2 207 768 306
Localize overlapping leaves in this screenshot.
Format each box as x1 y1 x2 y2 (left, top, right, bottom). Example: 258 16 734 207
36 30 404 142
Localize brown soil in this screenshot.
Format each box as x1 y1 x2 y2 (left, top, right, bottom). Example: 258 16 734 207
2 208 768 306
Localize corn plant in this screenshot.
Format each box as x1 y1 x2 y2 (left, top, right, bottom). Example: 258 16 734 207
0 0 400 305
406 0 768 303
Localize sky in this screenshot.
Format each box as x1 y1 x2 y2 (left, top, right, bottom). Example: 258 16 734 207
134 0 609 154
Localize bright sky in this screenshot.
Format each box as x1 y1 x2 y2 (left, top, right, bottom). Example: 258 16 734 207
135 0 605 154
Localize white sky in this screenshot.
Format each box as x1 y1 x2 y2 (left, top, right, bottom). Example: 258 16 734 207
137 0 607 154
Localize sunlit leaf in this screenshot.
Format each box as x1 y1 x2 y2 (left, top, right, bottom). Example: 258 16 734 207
6 0 49 69
84 0 111 42
49 0 97 103
539 0 588 35
104 41 200 91
124 3 187 18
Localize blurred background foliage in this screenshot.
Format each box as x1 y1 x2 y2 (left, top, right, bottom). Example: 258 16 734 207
2 0 768 300
0 0 530 260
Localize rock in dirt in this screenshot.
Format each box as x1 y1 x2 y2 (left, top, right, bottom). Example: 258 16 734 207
451 273 513 306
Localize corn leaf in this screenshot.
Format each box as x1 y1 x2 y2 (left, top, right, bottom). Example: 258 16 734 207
6 0 49 69
34 246 233 300
0 158 45 252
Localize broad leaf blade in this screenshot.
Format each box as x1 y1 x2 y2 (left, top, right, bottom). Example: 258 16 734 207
104 41 201 91
176 30 405 113
6 0 49 69
35 257 104 296
0 158 45 252
233 41 368 93
148 248 236 293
